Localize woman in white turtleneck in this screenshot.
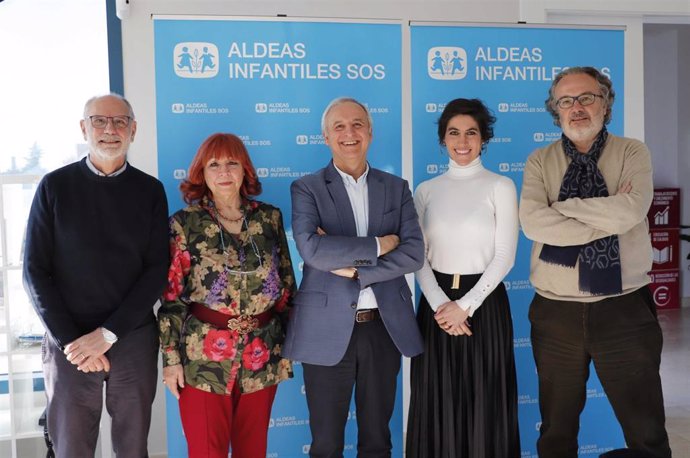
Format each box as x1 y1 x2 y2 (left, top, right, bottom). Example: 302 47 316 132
406 99 521 457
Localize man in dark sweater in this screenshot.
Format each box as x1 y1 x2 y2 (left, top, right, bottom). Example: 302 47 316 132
23 94 169 458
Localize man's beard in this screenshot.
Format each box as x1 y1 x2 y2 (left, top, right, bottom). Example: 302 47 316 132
562 113 603 148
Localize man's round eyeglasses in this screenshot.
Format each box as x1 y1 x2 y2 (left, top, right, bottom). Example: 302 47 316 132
87 115 132 129
555 93 604 110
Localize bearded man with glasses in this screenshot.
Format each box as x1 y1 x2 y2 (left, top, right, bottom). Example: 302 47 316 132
23 94 169 457
519 67 671 458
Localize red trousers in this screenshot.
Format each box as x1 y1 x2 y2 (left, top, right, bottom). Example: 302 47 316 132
179 383 277 458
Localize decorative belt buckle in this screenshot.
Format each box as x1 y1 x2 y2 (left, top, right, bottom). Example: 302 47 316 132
228 315 259 335
451 274 461 290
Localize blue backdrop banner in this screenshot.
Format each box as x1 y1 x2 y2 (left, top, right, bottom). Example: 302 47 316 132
410 23 625 457
154 17 403 458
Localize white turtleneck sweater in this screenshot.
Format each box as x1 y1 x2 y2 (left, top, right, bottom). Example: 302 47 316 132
414 157 518 316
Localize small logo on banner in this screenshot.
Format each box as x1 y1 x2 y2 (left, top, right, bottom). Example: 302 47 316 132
296 135 308 145
302 445 311 454
428 47 467 80
654 286 670 306
498 103 509 113
654 207 669 226
533 132 545 142
426 164 438 174
256 168 269 178
268 418 275 428
255 103 268 113
171 103 184 113
173 169 186 179
425 103 438 113
499 163 510 172
174 42 218 78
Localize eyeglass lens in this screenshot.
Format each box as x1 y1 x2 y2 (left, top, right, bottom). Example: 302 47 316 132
89 116 131 129
557 93 598 109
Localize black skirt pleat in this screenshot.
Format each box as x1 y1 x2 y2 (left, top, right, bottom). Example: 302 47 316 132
406 271 521 458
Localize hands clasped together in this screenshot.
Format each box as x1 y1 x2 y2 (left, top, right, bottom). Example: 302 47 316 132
435 301 472 336
63 328 113 373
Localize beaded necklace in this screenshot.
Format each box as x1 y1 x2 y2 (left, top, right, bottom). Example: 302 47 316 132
216 207 244 224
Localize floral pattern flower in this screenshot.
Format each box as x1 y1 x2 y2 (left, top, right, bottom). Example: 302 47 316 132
163 239 191 301
206 270 228 306
277 358 291 379
241 377 265 393
158 199 295 394
261 247 281 300
164 347 180 365
242 337 270 370
203 329 238 361
185 333 204 360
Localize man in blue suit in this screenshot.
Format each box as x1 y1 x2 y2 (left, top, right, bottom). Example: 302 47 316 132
283 97 425 457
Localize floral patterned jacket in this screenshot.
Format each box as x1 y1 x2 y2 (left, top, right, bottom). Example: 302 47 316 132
158 198 295 394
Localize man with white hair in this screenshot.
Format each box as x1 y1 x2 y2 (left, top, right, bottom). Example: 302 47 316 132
283 97 424 457
24 94 169 457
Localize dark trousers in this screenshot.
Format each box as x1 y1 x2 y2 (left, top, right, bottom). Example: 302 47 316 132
529 287 671 458
302 318 401 458
42 323 158 458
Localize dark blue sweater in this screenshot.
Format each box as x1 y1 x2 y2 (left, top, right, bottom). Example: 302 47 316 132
23 158 170 348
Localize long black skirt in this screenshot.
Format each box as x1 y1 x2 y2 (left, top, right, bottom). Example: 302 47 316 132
406 271 521 458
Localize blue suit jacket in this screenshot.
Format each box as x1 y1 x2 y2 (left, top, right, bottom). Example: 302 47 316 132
282 161 425 366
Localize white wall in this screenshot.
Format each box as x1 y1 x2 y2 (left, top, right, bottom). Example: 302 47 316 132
118 1 690 455
680 27 690 297
644 26 680 187
643 23 690 297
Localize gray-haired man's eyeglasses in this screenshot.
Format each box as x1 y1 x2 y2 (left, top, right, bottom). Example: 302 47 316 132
555 93 604 110
87 115 132 129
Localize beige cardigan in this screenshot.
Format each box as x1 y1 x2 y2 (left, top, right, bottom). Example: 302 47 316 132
519 134 653 302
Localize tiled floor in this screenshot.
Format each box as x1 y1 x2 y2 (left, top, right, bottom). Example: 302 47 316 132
658 306 690 457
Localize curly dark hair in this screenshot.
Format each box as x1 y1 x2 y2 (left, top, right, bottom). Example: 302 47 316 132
437 98 496 147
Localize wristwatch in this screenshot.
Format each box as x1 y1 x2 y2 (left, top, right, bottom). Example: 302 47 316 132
101 327 118 344
351 268 359 281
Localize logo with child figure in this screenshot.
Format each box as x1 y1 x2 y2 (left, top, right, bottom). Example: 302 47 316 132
427 46 467 80
174 42 219 78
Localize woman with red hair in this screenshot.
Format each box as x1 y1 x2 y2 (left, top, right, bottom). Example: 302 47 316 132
158 133 295 457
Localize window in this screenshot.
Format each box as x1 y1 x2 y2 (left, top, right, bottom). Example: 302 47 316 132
0 1 110 456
